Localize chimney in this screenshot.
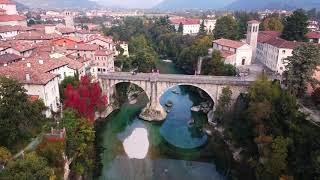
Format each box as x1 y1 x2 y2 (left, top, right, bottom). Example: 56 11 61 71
22 58 25 61
39 60 44 64
3 63 7 67
25 73 31 81
26 62 31 68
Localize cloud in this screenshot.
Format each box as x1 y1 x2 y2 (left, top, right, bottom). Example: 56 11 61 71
96 0 164 8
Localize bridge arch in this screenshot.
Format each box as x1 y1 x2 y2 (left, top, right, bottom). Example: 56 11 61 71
108 80 151 102
157 83 216 106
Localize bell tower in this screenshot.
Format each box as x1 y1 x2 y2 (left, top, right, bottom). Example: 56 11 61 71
246 20 260 62
64 11 75 30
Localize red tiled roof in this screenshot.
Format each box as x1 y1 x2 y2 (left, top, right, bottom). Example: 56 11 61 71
247 20 260 24
170 18 200 25
56 27 75 34
0 66 57 85
0 0 15 5
0 25 33 33
0 15 26 22
66 54 89 63
65 44 99 51
14 31 60 40
0 40 37 52
258 31 281 43
87 35 113 43
0 53 22 64
95 49 114 56
265 37 301 49
220 50 235 59
55 56 84 70
306 31 320 39
213 38 246 49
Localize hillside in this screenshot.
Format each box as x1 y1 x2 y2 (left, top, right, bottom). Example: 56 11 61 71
226 0 320 10
14 0 98 9
154 0 235 10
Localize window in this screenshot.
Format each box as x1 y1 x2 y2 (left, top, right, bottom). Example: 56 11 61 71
282 50 286 54
98 68 101 72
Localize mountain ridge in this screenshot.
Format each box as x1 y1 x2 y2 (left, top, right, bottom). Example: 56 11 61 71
14 0 98 9
154 0 235 10
225 0 320 10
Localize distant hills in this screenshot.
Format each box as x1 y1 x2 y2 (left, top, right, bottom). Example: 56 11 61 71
225 0 320 10
14 0 98 9
154 0 235 10
13 0 29 10
12 0 320 10
154 0 320 10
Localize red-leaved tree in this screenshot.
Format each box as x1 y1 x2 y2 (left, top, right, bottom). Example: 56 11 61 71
64 76 108 122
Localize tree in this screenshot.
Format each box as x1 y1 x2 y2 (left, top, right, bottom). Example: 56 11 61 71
129 34 149 54
214 15 238 40
198 20 206 36
131 48 157 73
59 76 80 101
284 43 320 97
64 76 108 122
262 17 284 32
178 22 183 34
214 86 232 122
2 152 54 179
256 136 292 180
202 50 237 76
281 9 309 41
60 109 95 179
0 77 47 148
0 147 11 167
176 36 212 74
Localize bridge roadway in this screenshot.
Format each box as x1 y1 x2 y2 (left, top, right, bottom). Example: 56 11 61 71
99 72 255 86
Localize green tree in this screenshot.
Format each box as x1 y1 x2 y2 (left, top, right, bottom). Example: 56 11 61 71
178 22 183 34
2 152 54 179
214 86 232 122
262 17 284 32
281 9 309 41
177 36 212 73
0 77 47 148
202 50 237 76
131 48 157 73
0 147 11 167
284 43 320 96
214 15 238 40
256 136 292 180
198 20 206 36
60 109 95 178
129 34 149 54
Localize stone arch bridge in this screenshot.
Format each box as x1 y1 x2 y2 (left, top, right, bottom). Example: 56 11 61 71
99 72 255 121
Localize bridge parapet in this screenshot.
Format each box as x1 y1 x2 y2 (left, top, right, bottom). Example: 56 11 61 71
98 72 254 86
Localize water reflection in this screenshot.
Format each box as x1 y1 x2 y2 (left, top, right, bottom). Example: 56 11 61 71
97 86 225 180
160 87 208 149
118 121 149 159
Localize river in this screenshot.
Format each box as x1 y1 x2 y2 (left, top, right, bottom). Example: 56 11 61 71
95 60 233 180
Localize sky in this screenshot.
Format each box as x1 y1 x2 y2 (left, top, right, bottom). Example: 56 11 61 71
93 0 164 8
